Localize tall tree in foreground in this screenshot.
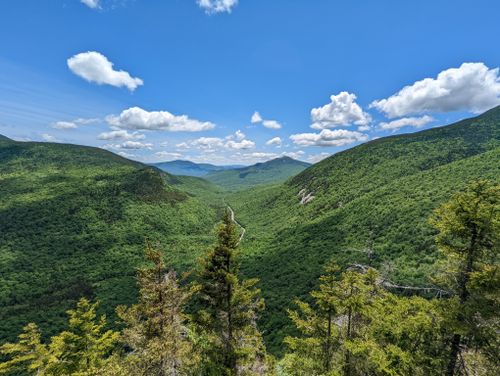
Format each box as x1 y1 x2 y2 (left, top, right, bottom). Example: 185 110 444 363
430 180 499 376
117 241 196 376
281 262 341 375
194 211 268 375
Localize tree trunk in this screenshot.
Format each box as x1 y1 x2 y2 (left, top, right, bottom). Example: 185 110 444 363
446 227 477 376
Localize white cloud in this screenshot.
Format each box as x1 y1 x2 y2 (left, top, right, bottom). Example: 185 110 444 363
226 139 255 150
281 150 305 160
290 129 369 147
262 120 282 129
117 151 136 159
185 137 224 150
106 107 215 132
67 51 143 91
155 151 183 160
104 141 153 150
307 152 331 163
251 111 263 123
311 91 371 130
52 121 78 130
234 129 245 141
357 125 371 132
179 130 255 152
80 0 101 9
379 115 435 131
41 133 61 142
197 0 238 14
266 137 282 146
51 117 100 130
251 111 282 129
81 0 100 9
370 62 500 118
98 130 146 141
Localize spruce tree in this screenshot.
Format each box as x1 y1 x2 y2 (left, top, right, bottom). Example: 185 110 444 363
117 241 195 376
194 211 267 375
0 323 49 375
48 298 119 375
282 262 341 375
430 180 499 376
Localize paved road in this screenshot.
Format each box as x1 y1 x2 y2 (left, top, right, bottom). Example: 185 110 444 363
227 205 246 245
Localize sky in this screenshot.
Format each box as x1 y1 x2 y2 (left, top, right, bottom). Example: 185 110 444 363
0 0 499 165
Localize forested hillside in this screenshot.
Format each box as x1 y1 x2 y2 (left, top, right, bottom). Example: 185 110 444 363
0 137 223 344
228 107 500 351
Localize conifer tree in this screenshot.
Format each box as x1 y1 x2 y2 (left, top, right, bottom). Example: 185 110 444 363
194 211 267 375
0 323 49 375
48 298 119 375
117 241 195 376
430 180 499 376
282 262 341 375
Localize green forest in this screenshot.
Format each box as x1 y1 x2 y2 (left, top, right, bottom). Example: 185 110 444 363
1 180 498 375
1 108 499 375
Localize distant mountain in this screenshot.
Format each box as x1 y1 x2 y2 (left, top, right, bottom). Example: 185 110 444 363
0 134 12 141
205 156 312 190
153 159 244 177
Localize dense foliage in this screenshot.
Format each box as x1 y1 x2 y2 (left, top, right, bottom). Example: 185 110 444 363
0 138 222 345
1 181 497 375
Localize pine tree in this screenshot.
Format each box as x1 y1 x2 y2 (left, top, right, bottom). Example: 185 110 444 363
282 262 341 375
116 241 195 376
48 298 119 375
430 180 499 376
194 211 267 375
0 323 49 375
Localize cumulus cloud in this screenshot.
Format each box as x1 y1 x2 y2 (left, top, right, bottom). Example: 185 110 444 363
41 133 61 142
379 115 434 131
155 151 183 159
81 0 100 9
262 120 282 129
251 111 263 124
98 130 145 141
251 111 282 129
266 137 282 146
67 51 143 91
226 139 255 150
52 121 78 130
104 141 153 150
197 0 238 14
290 129 369 147
106 107 215 132
311 91 371 130
370 62 500 118
178 130 255 152
51 118 99 130
307 152 331 163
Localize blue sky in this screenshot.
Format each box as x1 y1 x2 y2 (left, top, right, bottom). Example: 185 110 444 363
1 0 499 165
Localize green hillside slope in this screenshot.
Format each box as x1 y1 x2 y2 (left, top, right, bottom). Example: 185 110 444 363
0 138 222 343
205 156 311 190
228 107 500 351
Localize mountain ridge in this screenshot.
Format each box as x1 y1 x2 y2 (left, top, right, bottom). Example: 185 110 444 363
205 156 311 190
